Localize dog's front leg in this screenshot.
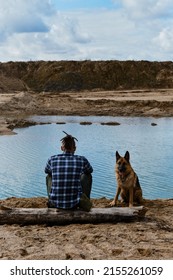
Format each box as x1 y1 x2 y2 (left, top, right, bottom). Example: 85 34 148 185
129 187 133 207
110 187 121 206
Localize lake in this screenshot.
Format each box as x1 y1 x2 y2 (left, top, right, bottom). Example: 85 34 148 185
0 115 173 200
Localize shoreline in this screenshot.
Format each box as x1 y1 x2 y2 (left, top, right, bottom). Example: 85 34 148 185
0 112 172 136
1 89 173 136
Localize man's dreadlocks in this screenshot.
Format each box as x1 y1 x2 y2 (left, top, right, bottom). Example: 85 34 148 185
60 131 78 151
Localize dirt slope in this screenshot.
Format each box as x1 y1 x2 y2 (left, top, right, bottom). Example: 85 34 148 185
1 60 173 92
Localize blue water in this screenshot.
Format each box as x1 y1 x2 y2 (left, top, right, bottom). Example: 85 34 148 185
0 116 173 200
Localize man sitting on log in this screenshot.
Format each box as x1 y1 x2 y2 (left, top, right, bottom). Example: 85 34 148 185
45 131 93 211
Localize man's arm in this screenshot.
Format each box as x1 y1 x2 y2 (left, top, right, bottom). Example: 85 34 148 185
45 158 52 175
83 158 93 174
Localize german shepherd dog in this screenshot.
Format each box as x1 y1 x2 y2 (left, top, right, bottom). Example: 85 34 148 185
110 151 143 207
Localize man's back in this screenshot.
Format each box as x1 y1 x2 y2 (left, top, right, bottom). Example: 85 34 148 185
45 152 93 209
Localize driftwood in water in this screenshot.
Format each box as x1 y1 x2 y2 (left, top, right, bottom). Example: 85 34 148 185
0 206 147 225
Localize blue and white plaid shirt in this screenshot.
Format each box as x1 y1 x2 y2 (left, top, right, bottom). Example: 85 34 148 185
45 152 93 209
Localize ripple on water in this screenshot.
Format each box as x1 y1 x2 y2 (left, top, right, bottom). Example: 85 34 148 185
0 116 173 199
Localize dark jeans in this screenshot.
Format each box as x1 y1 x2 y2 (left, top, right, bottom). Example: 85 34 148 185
80 173 92 199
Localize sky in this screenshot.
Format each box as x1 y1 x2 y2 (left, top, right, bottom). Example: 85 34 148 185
0 0 173 62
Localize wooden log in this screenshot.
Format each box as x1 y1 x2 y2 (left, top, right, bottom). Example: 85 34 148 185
0 206 147 225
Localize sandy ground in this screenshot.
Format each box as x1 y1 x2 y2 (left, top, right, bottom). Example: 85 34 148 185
0 197 173 260
0 89 173 260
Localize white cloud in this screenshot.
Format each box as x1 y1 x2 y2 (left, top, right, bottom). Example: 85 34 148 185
0 0 173 61
120 0 173 19
0 0 53 36
153 26 173 51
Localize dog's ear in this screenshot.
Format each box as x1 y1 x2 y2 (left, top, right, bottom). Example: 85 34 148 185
124 151 130 162
115 151 121 161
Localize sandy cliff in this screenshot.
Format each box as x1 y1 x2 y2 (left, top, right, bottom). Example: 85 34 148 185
1 60 173 92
